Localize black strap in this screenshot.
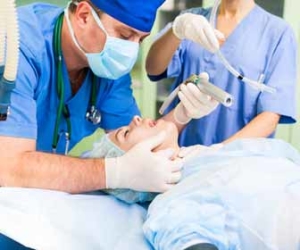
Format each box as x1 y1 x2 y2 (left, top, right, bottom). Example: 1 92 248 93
184 243 219 250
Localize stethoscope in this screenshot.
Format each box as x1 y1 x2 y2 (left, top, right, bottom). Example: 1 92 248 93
52 13 101 154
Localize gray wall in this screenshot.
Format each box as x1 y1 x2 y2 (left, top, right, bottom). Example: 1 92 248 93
256 0 284 17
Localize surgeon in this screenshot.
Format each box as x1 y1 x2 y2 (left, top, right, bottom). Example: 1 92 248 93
146 0 297 147
0 0 218 248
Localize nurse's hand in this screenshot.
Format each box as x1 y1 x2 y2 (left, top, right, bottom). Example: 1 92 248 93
172 13 225 53
174 73 219 124
105 132 183 192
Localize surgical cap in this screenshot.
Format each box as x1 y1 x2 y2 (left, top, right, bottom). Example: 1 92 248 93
90 0 165 32
81 134 124 159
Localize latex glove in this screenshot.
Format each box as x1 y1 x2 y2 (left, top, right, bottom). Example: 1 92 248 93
105 132 183 192
179 143 224 160
172 12 225 53
173 73 219 124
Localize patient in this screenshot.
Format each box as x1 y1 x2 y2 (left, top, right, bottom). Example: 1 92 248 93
70 116 300 250
70 115 181 203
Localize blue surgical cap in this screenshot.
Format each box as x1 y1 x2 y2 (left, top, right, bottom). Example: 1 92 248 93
91 0 165 32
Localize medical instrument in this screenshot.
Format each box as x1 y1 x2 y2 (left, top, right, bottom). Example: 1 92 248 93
86 105 101 125
52 13 100 154
0 0 19 121
210 0 276 94
159 74 234 115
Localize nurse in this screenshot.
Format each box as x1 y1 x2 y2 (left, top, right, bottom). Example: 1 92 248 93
146 0 297 147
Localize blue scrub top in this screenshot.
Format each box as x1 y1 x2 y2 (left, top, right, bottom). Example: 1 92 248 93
0 3 140 154
152 5 297 146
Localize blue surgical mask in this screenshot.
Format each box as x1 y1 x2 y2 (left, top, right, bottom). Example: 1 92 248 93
64 3 139 79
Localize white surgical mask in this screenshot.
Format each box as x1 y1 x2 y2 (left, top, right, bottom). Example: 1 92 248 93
64 2 139 79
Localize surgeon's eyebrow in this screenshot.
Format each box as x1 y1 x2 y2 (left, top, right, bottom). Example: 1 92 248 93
116 25 149 43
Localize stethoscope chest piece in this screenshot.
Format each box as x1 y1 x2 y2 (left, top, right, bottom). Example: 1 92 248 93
86 105 101 125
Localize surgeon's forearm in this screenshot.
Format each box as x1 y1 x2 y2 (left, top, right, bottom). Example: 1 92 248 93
146 28 180 76
223 112 280 144
0 152 106 194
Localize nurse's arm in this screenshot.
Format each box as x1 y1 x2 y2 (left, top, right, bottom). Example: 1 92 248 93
160 109 186 133
0 136 106 194
223 112 280 144
146 27 180 76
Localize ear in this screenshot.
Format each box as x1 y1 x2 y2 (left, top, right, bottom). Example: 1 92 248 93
73 1 92 27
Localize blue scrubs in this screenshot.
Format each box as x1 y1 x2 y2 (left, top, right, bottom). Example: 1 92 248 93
151 5 297 146
0 234 32 250
0 3 140 154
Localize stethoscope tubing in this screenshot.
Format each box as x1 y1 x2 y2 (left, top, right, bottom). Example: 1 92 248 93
52 12 99 154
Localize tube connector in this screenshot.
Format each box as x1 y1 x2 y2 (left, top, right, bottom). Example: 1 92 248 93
0 0 20 121
0 76 16 120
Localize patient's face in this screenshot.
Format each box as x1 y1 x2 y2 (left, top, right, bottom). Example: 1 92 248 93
109 116 179 152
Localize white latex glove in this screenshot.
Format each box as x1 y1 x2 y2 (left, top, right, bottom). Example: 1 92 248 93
172 12 225 53
174 73 219 124
179 143 224 160
105 132 183 192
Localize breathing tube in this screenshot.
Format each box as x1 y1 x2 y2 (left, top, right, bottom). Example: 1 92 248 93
0 0 20 121
210 0 276 94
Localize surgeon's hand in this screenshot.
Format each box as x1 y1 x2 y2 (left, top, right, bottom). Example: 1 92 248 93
172 13 225 53
105 132 183 192
173 73 219 124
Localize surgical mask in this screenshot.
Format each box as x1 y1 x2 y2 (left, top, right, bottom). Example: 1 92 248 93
64 3 139 79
